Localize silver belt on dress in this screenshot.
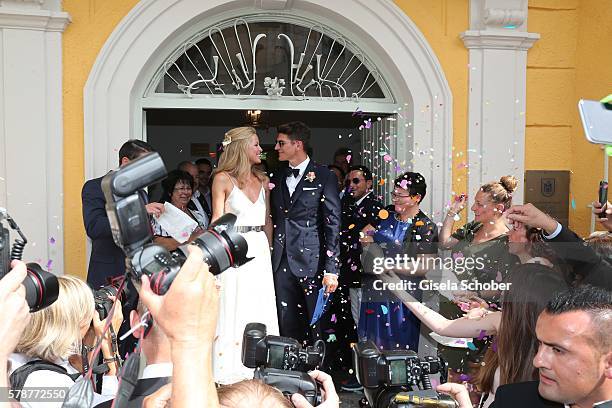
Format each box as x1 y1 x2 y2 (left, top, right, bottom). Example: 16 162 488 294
235 226 264 233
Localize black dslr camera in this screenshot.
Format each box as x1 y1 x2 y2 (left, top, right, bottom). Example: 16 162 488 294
242 322 324 406
101 152 252 295
0 208 58 312
353 341 458 408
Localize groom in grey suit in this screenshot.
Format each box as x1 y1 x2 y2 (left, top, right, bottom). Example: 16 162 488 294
270 121 341 345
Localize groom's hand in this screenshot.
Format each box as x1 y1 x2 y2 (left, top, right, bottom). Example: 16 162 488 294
322 275 338 293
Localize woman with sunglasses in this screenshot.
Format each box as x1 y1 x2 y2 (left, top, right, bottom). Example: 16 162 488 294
358 172 439 351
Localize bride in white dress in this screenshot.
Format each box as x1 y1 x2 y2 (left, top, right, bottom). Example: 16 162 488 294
210 126 279 384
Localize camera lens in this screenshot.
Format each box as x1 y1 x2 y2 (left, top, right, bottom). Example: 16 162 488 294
191 213 252 275
23 263 59 312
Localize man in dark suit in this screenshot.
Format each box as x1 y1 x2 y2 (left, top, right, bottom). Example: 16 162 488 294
195 158 213 220
436 286 611 408
270 121 341 344
82 140 163 288
492 285 612 408
327 165 383 389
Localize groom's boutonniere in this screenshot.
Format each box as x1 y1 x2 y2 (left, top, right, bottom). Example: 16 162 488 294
305 171 316 182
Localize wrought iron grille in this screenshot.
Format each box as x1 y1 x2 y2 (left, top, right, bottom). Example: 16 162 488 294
153 18 388 101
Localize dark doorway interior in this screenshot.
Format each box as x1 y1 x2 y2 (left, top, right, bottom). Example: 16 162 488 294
146 108 366 172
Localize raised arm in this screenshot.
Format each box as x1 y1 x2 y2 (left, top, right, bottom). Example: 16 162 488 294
381 273 499 338
439 195 467 249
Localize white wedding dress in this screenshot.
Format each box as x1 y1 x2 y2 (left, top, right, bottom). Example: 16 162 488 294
213 180 280 384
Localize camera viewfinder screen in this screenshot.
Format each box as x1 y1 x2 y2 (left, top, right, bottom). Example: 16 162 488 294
390 360 407 385
268 344 285 368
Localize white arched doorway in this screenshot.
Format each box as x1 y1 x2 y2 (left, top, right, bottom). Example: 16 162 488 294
84 0 452 215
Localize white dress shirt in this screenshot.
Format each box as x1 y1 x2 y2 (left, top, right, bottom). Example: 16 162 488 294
140 362 173 380
286 157 311 196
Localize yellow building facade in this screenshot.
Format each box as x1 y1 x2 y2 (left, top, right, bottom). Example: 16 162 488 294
0 0 609 279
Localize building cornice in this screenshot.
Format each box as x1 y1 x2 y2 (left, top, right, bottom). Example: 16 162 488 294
460 29 540 51
0 7 70 32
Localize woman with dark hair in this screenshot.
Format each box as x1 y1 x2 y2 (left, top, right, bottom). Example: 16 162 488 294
358 172 438 351
151 169 207 254
383 263 568 407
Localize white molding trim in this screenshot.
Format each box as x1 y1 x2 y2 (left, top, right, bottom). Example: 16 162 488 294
84 0 452 219
462 0 538 206
461 30 539 50
0 8 70 31
0 4 69 274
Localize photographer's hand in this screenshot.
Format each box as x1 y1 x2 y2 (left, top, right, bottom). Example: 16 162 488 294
291 370 340 408
0 261 31 396
145 202 165 217
139 245 219 408
92 297 123 375
593 201 612 232
436 383 473 408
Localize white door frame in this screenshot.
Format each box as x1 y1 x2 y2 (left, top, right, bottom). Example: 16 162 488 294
84 0 453 216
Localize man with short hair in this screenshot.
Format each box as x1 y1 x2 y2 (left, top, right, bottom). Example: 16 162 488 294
492 285 612 408
270 121 341 345
195 158 213 220
125 301 172 407
82 140 163 288
330 165 383 390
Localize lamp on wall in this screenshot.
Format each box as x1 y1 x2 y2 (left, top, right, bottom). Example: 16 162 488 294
247 109 262 127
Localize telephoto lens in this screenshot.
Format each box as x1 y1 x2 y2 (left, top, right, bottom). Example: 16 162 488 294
191 213 253 275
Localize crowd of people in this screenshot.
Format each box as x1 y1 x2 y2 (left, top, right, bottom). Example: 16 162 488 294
0 121 610 408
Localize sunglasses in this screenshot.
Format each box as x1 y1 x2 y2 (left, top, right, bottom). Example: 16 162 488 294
345 178 364 186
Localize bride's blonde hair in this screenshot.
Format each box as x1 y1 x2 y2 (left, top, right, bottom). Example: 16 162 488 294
214 126 265 187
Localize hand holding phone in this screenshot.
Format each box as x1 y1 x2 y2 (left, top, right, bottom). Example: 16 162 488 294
598 181 608 218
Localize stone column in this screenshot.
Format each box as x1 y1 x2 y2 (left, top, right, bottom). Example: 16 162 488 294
461 0 538 203
0 0 70 273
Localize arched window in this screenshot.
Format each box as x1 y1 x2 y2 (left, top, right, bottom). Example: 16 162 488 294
148 17 392 102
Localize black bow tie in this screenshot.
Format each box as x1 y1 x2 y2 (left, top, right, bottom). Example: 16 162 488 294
286 168 300 178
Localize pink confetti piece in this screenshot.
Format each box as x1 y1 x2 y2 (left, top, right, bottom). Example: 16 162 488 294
399 180 408 189
326 250 334 257
268 182 275 190
495 271 503 282
383 154 392 162
331 314 337 323
346 154 352 163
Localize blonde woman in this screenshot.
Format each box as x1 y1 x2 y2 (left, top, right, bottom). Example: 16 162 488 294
9 275 122 408
211 126 279 385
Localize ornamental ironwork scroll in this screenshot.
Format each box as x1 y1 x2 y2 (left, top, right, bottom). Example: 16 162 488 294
156 18 387 101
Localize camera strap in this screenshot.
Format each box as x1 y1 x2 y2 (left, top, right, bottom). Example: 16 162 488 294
9 360 81 400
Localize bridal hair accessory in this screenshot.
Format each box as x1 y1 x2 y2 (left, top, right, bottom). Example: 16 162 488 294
222 135 232 147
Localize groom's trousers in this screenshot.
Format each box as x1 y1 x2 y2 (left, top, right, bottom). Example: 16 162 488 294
273 252 323 346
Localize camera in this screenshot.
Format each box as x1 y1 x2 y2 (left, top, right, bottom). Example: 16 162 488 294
353 340 457 408
0 208 58 312
101 152 252 295
94 284 124 320
242 322 324 371
242 322 324 406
